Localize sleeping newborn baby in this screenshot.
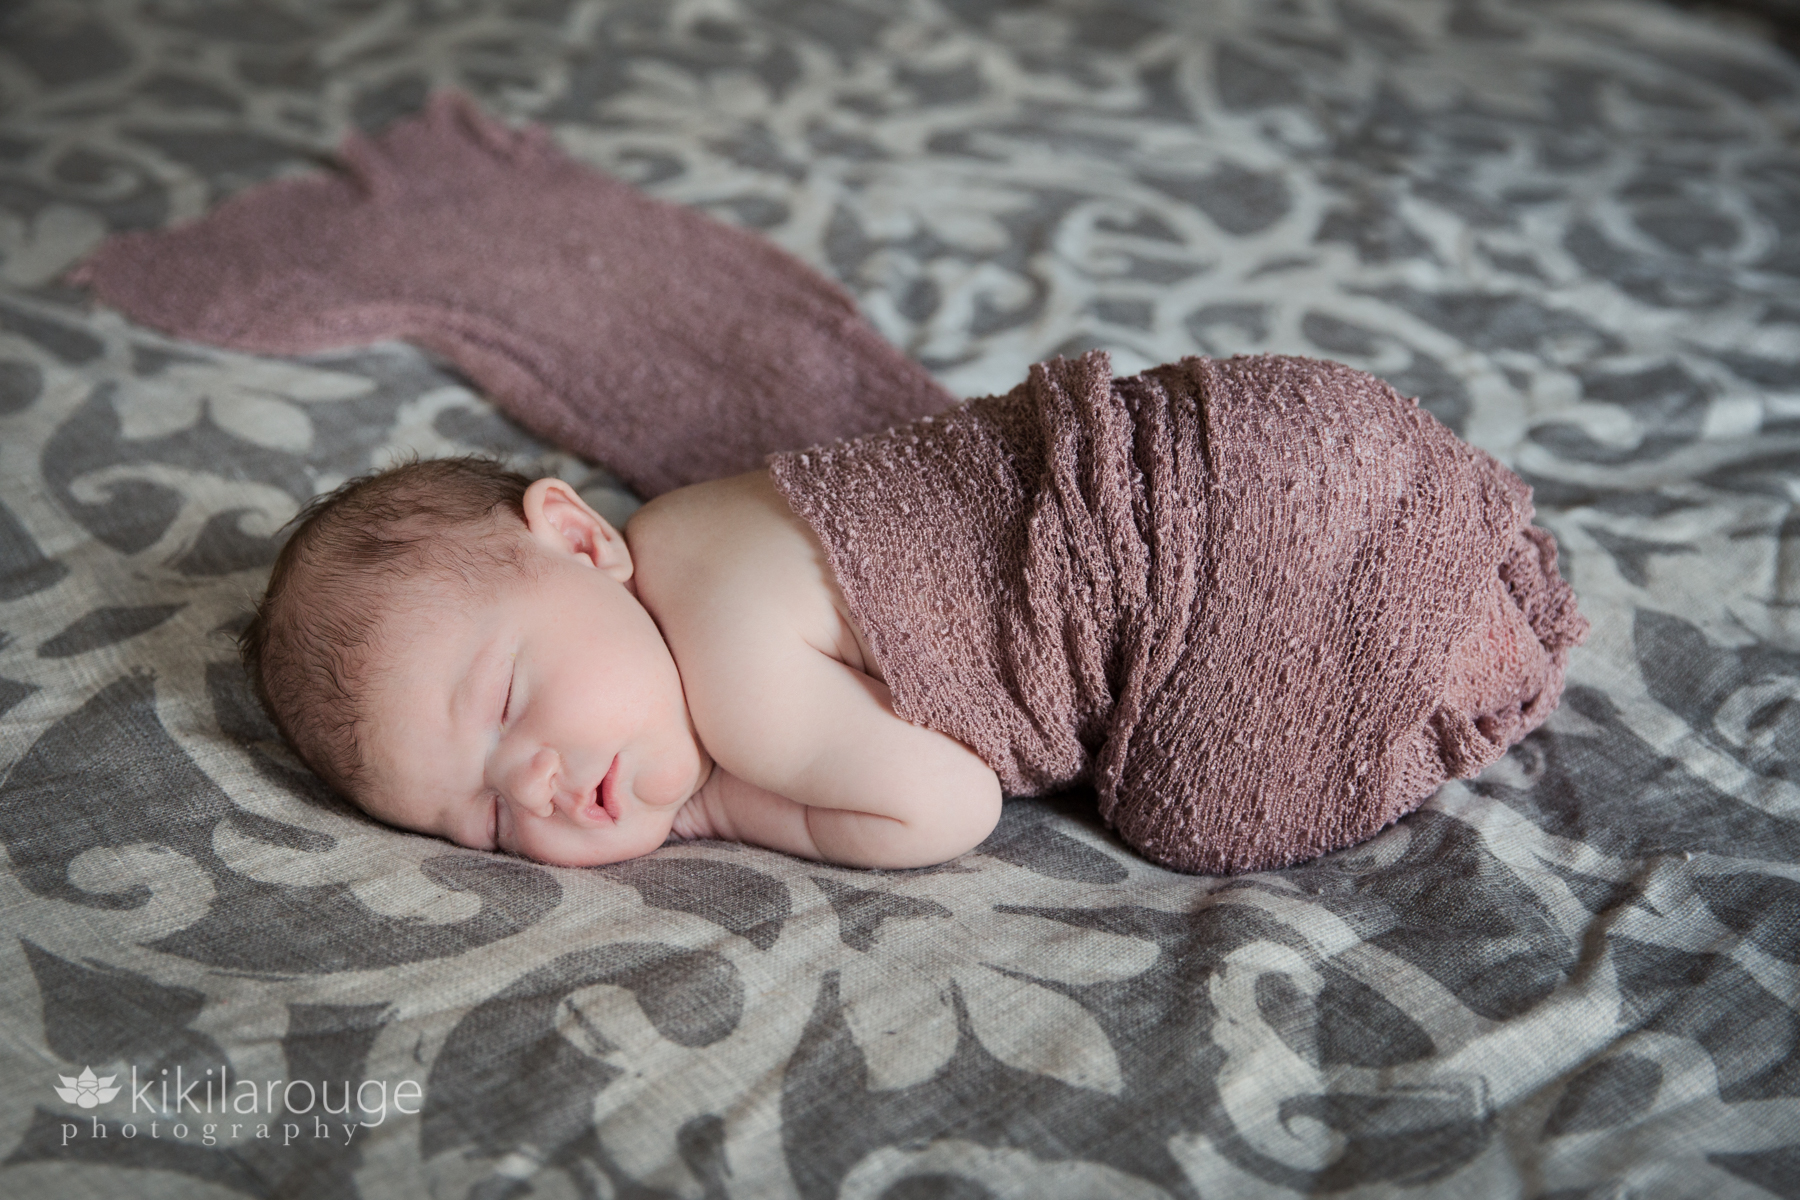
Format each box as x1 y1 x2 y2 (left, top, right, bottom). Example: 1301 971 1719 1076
246 449 1003 870
243 351 1587 874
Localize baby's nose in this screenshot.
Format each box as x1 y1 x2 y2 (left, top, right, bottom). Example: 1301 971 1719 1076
503 750 558 818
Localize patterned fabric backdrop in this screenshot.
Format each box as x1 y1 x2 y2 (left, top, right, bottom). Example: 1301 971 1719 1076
2 0 1798 1196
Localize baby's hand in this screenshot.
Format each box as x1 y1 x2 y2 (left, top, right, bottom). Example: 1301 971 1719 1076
668 776 726 842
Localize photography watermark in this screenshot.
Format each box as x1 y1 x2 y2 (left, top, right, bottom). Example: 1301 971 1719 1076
49 1063 422 1149
54 1067 120 1109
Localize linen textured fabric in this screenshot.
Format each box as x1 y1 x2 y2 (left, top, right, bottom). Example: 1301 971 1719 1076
69 91 955 498
770 351 1589 873
11 4 1798 1192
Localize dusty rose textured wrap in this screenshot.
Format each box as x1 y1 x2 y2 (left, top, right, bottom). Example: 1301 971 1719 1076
771 352 1588 874
70 92 954 497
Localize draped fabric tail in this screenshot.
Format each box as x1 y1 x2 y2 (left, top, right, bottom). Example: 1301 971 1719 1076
71 91 955 498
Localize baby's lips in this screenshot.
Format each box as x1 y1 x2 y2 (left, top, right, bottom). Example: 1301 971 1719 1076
597 755 621 821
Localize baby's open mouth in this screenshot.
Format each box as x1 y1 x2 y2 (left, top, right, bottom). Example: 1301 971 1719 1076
595 756 620 822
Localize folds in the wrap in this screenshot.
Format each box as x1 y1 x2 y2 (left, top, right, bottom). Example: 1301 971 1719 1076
772 352 1587 874
71 92 1588 875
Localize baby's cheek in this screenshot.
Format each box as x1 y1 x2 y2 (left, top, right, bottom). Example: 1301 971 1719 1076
639 748 707 810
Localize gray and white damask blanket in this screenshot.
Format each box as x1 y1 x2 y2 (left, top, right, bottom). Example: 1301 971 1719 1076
2 1 1798 1198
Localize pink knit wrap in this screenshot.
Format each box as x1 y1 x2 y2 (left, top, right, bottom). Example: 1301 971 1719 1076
69 92 952 498
771 352 1587 874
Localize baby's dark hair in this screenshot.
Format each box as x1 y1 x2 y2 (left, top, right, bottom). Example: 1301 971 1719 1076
241 455 537 796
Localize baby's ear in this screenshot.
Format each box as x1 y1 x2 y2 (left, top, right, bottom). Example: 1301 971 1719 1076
521 478 632 581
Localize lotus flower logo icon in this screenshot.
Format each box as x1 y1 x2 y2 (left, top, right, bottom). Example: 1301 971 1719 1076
55 1066 120 1109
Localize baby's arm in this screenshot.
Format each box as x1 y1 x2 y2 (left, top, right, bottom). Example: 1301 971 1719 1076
631 470 1001 869
679 638 1001 868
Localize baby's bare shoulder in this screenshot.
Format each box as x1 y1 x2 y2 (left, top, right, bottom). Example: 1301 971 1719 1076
629 470 807 570
626 469 862 668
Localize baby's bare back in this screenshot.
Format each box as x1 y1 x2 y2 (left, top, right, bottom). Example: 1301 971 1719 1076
627 470 1002 868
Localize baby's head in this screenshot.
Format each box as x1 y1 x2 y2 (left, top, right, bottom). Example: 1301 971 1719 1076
242 457 709 866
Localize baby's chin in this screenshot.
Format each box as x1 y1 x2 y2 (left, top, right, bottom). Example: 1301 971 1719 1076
510 816 680 868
